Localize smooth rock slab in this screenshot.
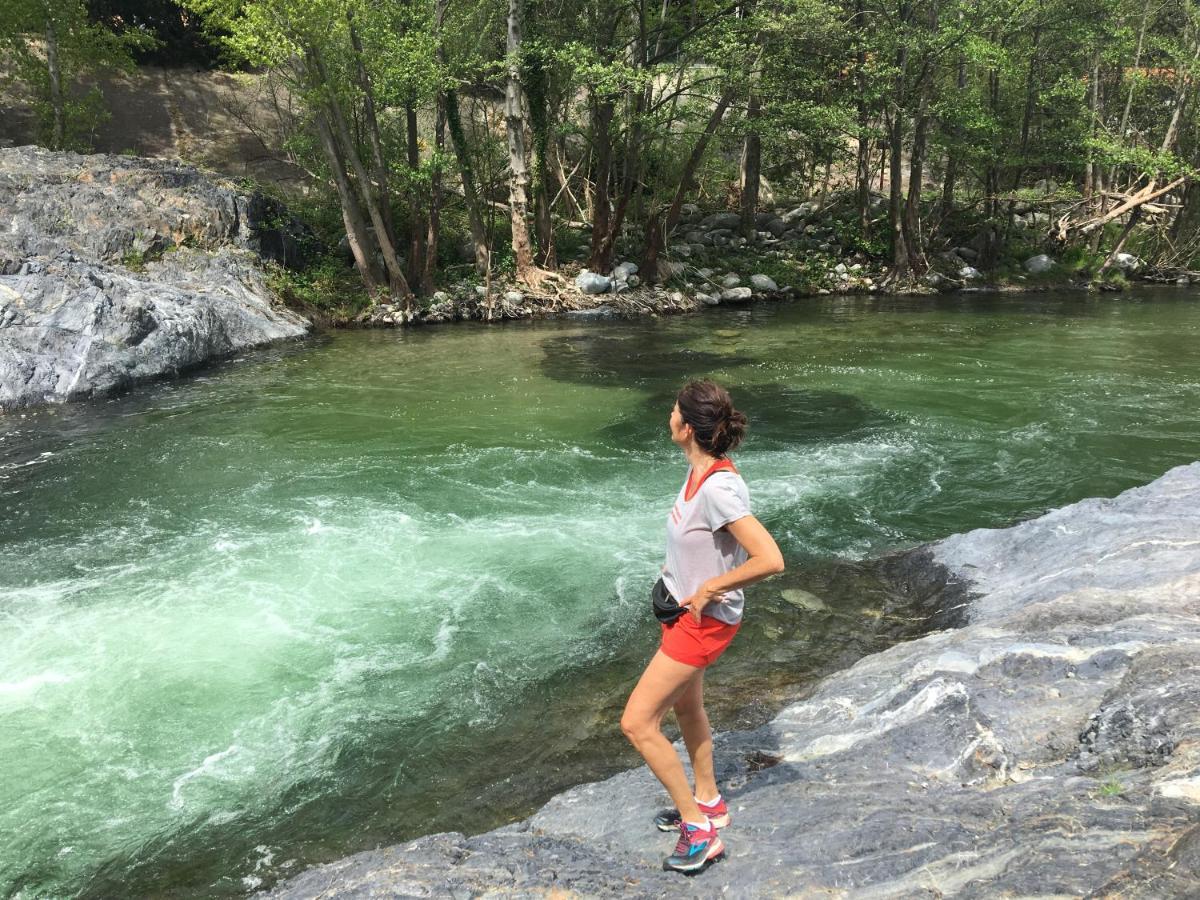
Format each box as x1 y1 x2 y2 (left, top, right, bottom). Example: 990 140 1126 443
0 148 313 409
0 250 308 410
267 465 1200 898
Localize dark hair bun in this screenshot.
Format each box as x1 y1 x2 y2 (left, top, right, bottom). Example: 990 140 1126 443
714 408 747 456
677 379 748 457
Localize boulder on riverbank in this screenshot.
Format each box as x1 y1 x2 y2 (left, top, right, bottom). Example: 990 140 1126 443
0 146 312 411
266 462 1200 898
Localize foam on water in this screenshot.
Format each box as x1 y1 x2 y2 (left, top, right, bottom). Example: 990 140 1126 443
4 292 1200 896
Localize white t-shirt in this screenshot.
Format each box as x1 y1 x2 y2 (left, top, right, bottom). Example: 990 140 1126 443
662 463 752 625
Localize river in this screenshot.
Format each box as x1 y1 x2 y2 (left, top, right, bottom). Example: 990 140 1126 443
3 288 1199 897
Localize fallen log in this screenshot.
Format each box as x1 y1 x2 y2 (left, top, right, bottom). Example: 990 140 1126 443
1054 175 1189 242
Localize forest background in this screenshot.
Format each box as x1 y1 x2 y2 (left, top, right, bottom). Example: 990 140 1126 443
2 0 1198 319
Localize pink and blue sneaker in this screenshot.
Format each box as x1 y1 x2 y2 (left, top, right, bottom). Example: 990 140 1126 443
662 819 725 874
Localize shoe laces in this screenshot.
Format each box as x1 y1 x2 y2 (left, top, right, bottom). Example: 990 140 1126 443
673 821 702 856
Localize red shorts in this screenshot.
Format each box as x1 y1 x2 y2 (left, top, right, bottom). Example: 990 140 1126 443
659 613 740 668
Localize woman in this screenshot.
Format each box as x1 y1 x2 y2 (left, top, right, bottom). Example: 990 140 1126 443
620 379 785 874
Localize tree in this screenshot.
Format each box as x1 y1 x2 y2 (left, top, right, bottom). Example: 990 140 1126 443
0 0 151 150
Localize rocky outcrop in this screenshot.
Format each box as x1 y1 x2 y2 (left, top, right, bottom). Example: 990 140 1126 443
266 462 1200 899
0 147 312 410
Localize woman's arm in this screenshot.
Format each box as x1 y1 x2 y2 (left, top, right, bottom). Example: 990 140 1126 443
680 515 785 620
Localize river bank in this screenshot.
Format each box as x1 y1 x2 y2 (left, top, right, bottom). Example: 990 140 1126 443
267 461 1200 898
4 148 1197 413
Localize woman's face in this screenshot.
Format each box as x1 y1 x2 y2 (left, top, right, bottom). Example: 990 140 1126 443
669 401 690 447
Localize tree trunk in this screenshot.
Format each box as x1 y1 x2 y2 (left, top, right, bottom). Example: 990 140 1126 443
888 111 908 274
903 94 931 276
1012 20 1042 193
641 86 735 281
436 0 489 276
938 22 967 222
1169 180 1199 247
526 50 558 268
587 96 615 272
596 1 653 278
1084 50 1100 205
45 15 65 150
887 3 911 278
739 92 762 238
854 0 872 232
979 66 1003 269
406 103 431 294
505 0 537 283
1099 206 1142 273
347 11 393 238
311 50 412 302
314 110 383 296
1110 0 1152 188
444 89 490 276
426 92 445 290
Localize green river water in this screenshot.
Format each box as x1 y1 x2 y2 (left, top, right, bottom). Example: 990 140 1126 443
3 289 1200 897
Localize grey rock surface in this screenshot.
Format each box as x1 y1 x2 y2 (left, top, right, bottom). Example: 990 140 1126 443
1025 253 1056 274
267 464 1200 899
575 270 611 294
0 147 311 410
1113 252 1143 272
699 211 741 230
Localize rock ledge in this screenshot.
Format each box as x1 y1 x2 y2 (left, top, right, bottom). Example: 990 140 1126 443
0 147 311 410
268 462 1200 898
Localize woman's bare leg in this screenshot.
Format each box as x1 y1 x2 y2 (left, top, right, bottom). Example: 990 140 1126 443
673 671 719 802
621 650 706 825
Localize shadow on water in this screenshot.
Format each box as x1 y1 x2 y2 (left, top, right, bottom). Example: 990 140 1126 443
72 545 969 899
538 329 751 389
596 383 895 451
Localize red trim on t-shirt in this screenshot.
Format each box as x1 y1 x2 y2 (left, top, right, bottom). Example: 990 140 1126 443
683 458 738 502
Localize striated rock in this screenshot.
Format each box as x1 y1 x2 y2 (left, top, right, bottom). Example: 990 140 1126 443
1 250 308 410
0 147 312 410
0 146 316 270
267 463 1200 899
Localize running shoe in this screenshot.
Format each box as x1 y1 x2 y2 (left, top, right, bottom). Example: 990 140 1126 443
654 796 730 831
662 820 725 874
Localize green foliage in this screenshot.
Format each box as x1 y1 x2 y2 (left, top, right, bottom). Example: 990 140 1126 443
0 0 154 150
1097 777 1122 798
266 254 371 321
174 0 1200 295
121 247 147 273
831 219 887 259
